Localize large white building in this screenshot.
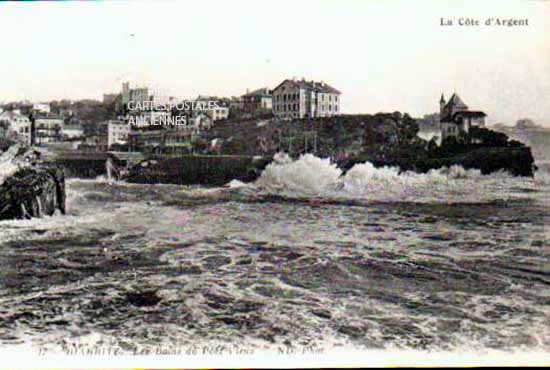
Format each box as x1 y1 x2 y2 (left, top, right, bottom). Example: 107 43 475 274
272 78 341 119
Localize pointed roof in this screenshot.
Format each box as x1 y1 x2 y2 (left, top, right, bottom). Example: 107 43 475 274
444 93 468 110
440 93 445 103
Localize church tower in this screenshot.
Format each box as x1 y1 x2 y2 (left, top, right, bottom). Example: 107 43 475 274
439 93 446 116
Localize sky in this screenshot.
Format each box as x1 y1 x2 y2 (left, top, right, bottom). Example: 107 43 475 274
0 0 549 125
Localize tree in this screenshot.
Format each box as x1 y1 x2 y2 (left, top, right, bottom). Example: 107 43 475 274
468 126 510 147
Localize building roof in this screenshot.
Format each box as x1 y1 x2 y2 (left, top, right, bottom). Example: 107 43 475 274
440 92 487 123
441 110 487 123
443 93 468 111
242 88 272 98
273 79 341 94
453 111 487 117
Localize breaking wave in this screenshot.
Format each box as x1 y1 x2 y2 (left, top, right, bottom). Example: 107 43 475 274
255 153 539 203
256 153 342 196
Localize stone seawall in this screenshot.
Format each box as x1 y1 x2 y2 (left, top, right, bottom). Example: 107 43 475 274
47 151 272 185
124 155 272 186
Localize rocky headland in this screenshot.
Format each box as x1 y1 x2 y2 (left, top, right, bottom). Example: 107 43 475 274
200 113 536 178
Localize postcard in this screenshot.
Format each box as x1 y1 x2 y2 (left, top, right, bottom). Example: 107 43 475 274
0 0 549 368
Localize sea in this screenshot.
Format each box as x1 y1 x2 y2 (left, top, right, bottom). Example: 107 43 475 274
1 131 550 358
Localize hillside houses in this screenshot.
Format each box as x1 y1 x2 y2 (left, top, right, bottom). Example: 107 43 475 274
0 77 343 153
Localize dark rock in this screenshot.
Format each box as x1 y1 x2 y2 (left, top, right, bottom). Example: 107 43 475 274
340 145 536 177
126 290 162 307
0 165 66 220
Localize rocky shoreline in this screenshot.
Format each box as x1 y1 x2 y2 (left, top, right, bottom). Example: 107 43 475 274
339 146 536 177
